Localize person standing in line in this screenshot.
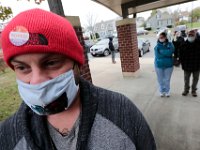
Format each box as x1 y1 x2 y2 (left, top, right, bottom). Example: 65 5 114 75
108 37 116 64
180 30 200 97
193 29 200 41
154 32 175 97
172 31 185 67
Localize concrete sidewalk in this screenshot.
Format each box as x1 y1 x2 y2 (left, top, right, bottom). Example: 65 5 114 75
89 56 200 150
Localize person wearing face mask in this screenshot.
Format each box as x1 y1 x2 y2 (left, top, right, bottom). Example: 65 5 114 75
154 32 175 97
172 31 185 67
0 9 156 150
179 30 200 97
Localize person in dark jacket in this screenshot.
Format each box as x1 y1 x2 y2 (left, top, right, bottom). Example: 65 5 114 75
108 37 116 64
172 31 185 67
154 32 175 97
180 30 200 97
194 29 200 41
0 9 156 150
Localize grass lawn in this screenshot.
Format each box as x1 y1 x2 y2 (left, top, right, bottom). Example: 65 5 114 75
186 22 200 29
0 68 21 121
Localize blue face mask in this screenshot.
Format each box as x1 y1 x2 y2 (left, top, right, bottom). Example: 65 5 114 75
159 39 166 43
16 70 79 115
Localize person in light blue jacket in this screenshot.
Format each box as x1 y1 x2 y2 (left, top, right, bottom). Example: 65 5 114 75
154 32 175 97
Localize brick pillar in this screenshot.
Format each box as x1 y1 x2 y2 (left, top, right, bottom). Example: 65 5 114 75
66 16 92 82
116 18 140 77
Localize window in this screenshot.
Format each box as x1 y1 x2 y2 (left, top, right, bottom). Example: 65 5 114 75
159 21 162 26
101 24 104 30
156 14 161 19
168 19 172 25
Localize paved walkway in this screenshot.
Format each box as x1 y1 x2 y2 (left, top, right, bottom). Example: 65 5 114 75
89 55 200 150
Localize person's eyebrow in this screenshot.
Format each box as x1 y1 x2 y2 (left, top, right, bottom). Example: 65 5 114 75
11 53 67 65
11 54 57 63
41 54 66 61
10 59 26 64
10 59 28 68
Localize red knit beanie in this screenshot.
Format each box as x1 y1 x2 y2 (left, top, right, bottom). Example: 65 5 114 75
1 8 84 68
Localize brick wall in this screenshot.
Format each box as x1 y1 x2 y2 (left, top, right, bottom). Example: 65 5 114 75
74 26 92 82
116 20 140 74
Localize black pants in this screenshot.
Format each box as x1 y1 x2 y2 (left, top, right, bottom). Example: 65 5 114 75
184 70 200 92
111 51 115 63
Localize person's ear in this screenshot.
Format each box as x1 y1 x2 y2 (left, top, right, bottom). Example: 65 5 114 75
73 63 80 85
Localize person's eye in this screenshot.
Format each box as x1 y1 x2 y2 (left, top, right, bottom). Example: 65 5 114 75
14 65 30 73
45 60 61 67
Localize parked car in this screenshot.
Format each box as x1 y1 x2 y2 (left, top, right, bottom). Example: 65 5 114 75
137 29 149 35
174 25 187 37
84 40 95 53
90 38 118 56
155 27 168 34
174 25 187 32
138 38 150 57
156 27 172 42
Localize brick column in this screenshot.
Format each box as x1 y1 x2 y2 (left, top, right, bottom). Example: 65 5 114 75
116 18 140 77
66 16 92 82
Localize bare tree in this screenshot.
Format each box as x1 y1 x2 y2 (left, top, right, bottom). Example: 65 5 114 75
172 10 181 26
85 12 98 40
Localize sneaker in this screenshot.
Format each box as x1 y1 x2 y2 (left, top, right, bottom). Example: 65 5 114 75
165 93 170 97
160 93 165 97
182 91 189 96
192 91 197 97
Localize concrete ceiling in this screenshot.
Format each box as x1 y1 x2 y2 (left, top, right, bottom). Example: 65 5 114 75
92 0 195 17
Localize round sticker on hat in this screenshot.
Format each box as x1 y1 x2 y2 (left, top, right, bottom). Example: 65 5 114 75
9 26 29 46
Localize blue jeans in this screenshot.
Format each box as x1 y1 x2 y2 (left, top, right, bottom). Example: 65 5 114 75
155 67 173 94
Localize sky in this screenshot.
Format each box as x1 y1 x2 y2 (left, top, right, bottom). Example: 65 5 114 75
0 0 200 26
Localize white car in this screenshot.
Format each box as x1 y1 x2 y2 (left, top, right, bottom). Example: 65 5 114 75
90 38 118 56
137 29 149 35
138 38 151 57
156 28 172 42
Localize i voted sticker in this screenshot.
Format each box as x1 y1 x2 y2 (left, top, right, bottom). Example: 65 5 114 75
9 26 29 46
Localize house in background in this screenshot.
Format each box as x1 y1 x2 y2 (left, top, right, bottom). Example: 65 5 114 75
93 18 121 39
136 17 145 27
179 11 191 22
93 17 145 38
146 10 175 30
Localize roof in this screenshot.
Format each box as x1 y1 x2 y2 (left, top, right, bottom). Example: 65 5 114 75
92 0 194 17
179 11 190 17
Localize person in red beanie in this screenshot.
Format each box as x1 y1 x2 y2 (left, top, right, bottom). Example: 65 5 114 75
0 9 156 150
